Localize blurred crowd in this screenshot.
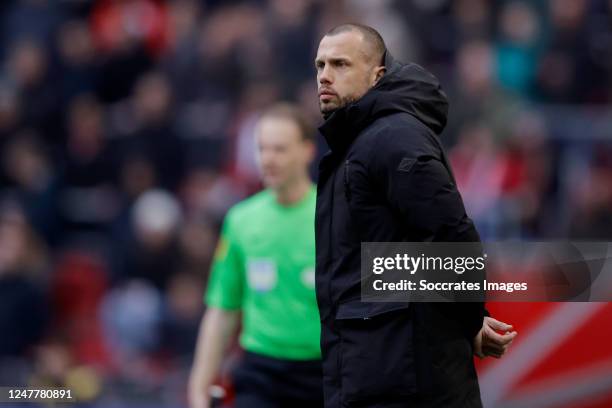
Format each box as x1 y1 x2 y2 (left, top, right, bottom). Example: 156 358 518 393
1 0 611 406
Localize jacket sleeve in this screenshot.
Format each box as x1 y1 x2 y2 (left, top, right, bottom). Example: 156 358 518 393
369 124 477 242
369 122 487 341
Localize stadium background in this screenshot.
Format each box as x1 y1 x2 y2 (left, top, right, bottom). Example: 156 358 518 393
0 0 611 406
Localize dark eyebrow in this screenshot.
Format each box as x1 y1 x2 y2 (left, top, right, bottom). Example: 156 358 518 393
315 57 350 66
329 57 350 64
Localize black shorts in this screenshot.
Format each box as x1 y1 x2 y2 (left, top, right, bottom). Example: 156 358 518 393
231 350 324 408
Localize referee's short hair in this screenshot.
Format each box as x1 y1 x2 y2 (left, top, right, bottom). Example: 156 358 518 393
261 103 315 142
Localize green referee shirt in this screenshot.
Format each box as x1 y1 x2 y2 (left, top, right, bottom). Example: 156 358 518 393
205 185 321 360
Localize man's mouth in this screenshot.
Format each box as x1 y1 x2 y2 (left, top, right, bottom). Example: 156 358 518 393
319 90 336 102
263 169 278 177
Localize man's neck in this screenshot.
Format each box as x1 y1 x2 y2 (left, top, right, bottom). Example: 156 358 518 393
273 177 312 206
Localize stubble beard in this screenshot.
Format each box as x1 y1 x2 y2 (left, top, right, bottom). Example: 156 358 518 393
320 94 360 120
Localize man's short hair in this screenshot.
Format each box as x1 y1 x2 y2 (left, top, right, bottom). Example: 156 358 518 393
261 103 315 142
325 23 386 66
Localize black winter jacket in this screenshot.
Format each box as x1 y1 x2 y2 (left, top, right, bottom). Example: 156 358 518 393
315 52 486 407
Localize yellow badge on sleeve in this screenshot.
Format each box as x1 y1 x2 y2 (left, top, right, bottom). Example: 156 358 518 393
214 237 229 260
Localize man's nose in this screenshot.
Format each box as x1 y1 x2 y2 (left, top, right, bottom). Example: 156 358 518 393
260 150 274 165
319 65 332 85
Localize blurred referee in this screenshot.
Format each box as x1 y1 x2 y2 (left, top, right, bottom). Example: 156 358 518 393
188 104 323 408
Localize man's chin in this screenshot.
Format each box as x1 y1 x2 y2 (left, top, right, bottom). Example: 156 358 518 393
320 98 353 119
263 178 282 190
320 105 338 120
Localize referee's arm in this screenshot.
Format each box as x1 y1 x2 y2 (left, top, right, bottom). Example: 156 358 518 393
188 307 240 408
189 215 245 408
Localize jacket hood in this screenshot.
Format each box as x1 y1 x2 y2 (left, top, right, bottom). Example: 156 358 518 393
319 51 449 152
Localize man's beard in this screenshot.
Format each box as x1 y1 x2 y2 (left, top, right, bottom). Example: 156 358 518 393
321 94 359 120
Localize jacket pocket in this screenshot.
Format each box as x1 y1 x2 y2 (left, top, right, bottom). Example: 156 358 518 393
335 301 416 404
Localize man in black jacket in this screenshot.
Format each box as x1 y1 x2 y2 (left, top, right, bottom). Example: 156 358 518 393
314 24 517 407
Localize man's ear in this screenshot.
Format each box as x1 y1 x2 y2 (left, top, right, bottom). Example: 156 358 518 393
373 66 386 85
301 139 316 165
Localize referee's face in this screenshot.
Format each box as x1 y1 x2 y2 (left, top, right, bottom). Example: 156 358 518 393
255 116 314 190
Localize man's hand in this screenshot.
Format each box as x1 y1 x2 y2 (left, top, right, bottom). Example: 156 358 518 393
187 383 210 408
473 316 518 359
